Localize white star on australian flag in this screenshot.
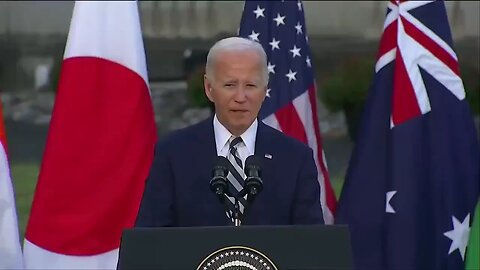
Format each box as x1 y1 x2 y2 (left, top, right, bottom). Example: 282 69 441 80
443 214 471 260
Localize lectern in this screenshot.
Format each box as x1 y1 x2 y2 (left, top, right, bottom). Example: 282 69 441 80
117 225 353 270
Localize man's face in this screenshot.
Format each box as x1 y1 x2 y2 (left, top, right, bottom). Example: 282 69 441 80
204 50 267 136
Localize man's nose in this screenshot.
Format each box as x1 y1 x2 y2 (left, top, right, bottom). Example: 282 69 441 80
233 87 247 102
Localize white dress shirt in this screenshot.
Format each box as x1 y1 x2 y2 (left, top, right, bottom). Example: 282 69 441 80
213 114 257 166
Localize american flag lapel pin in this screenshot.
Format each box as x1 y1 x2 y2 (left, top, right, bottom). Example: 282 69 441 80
264 153 272 159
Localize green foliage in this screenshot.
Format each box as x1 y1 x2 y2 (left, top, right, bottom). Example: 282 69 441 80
49 54 63 93
186 65 214 110
320 56 375 113
48 44 66 93
0 39 21 90
320 56 375 140
460 62 480 115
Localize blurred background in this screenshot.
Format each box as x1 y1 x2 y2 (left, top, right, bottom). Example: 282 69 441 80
0 1 478 240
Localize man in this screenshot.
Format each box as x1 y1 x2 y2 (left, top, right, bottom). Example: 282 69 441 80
135 37 324 227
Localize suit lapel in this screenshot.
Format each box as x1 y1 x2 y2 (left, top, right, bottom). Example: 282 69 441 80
242 120 276 224
194 116 217 170
195 116 234 225
255 120 275 177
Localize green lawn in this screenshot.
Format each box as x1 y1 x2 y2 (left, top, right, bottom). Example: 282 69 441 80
331 176 345 198
11 162 39 241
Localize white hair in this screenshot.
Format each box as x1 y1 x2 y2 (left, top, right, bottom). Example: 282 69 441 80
205 37 269 86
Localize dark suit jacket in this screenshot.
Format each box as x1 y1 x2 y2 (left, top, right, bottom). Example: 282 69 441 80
135 116 324 227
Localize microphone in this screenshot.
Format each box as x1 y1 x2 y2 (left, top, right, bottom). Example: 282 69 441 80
209 156 230 199
243 155 263 201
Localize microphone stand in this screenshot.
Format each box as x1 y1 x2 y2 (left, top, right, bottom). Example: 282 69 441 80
233 194 242 226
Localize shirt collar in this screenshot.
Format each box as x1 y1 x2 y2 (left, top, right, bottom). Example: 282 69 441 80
213 114 257 155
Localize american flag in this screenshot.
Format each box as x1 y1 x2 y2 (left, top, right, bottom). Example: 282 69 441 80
239 0 336 224
336 1 480 269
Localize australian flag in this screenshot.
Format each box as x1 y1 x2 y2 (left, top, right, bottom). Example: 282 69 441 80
238 0 337 224
336 1 480 269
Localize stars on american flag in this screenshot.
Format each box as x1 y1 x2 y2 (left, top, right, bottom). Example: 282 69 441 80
294 22 303 34
253 5 265 19
269 38 280 51
273 13 286 26
241 1 314 101
286 69 297 82
267 62 275 74
248 30 260 42
290 45 301 58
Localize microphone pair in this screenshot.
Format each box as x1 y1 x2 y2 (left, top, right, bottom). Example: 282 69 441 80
209 155 263 201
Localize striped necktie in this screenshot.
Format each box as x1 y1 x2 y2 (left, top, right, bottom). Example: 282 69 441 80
225 136 248 221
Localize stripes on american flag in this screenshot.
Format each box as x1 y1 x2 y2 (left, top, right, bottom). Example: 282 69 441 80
239 0 336 224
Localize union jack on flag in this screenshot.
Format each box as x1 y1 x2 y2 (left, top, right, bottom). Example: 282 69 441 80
239 0 337 224
377 0 466 127
336 1 479 269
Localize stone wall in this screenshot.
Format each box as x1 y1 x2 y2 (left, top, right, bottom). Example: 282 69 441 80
1 1 478 90
1 1 478 39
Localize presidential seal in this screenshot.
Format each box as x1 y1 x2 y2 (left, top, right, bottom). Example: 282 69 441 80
197 246 278 270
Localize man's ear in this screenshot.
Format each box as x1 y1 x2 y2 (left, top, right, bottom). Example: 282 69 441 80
204 74 214 102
